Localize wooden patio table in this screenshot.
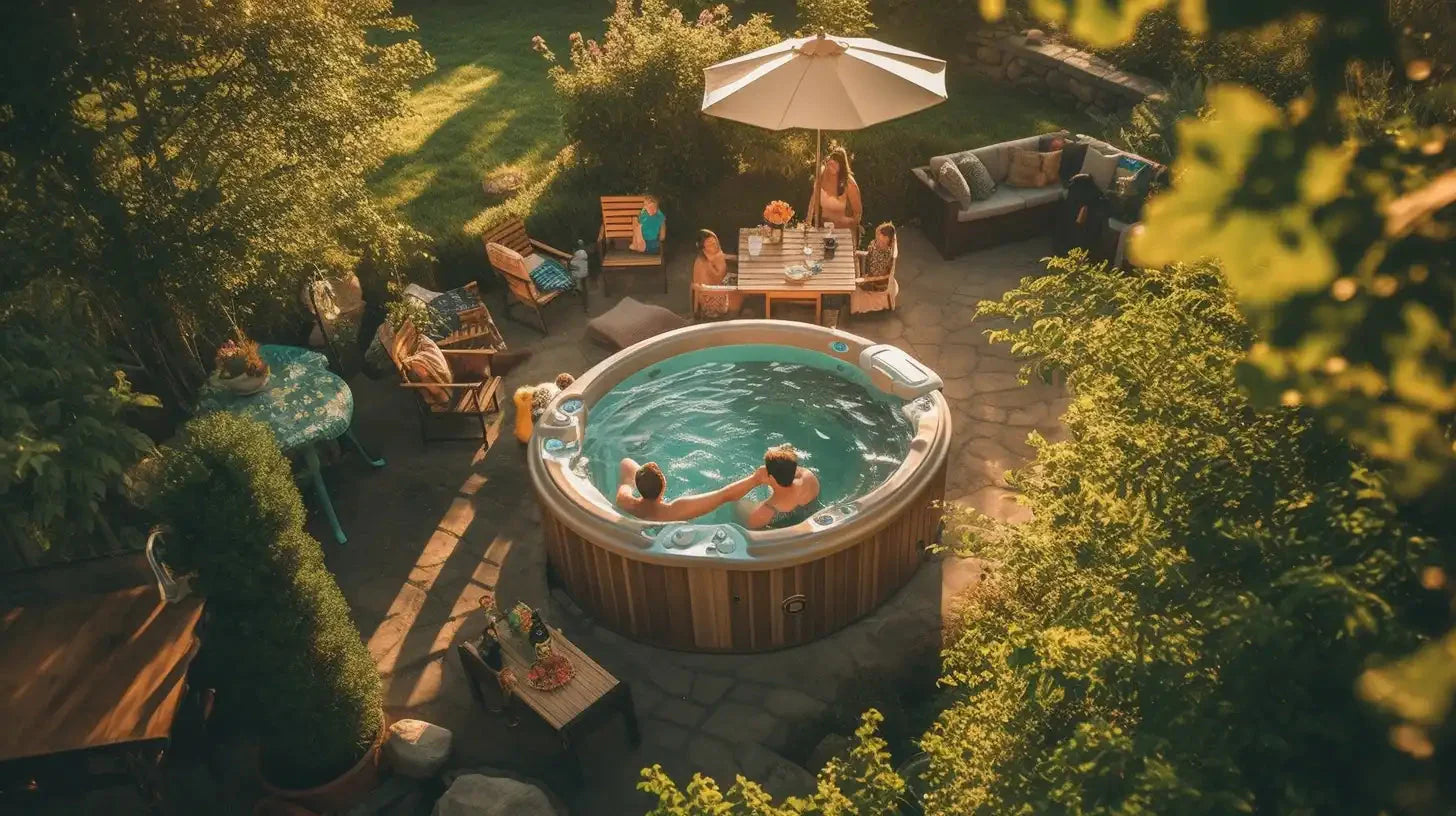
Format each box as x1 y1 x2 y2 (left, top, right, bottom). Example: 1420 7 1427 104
0 586 204 803
496 624 639 781
736 226 856 324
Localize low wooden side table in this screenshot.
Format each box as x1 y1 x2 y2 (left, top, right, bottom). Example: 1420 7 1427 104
496 625 640 782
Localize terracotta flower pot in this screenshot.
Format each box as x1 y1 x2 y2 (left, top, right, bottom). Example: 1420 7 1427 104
259 719 386 814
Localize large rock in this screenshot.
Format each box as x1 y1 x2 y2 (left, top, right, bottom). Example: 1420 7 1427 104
1004 57 1026 81
975 45 1003 65
384 719 453 779
1068 77 1097 104
807 733 854 773
735 742 816 801
432 775 553 816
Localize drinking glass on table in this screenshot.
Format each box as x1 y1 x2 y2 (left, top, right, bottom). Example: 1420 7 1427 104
748 233 763 257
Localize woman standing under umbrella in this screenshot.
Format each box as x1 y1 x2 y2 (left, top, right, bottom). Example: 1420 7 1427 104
807 146 863 239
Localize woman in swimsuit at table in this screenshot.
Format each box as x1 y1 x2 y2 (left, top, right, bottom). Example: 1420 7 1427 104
807 146 863 240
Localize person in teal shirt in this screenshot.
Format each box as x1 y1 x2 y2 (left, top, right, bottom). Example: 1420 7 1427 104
634 195 666 254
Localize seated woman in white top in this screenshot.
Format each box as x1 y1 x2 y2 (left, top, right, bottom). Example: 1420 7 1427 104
807 146 863 240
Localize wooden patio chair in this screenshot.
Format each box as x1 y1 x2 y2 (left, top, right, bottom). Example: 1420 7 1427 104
850 237 900 316
691 252 744 320
481 217 574 278
384 320 504 445
485 241 583 334
598 195 667 296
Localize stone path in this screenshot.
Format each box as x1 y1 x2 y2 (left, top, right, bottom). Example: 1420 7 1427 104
320 229 1067 813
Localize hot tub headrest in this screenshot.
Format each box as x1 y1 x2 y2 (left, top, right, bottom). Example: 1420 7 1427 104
859 345 943 400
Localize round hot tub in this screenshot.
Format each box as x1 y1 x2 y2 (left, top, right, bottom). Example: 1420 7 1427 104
529 320 951 652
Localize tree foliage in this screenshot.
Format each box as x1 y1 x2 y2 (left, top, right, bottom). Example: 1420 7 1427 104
145 413 383 789
0 288 157 556
640 710 905 815
921 254 1444 814
795 0 875 37
0 0 433 404
533 0 781 202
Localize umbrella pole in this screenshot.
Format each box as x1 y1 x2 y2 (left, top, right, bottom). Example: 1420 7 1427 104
809 128 822 227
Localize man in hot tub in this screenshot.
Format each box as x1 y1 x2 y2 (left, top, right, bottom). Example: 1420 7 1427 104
739 444 821 529
616 458 764 522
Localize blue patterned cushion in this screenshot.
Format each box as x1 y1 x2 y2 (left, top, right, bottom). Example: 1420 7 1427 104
530 257 574 292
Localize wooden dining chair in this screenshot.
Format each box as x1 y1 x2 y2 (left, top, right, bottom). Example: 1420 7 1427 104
690 252 743 320
485 241 583 334
598 195 667 295
851 236 900 316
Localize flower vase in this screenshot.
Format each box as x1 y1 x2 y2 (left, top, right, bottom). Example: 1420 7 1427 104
770 225 784 244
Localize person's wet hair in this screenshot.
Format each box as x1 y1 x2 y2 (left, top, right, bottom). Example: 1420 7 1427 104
635 462 666 500
764 445 798 487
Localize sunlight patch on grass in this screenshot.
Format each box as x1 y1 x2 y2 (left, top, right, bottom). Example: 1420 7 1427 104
385 65 502 155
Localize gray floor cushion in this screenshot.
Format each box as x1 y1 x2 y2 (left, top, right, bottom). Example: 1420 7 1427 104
586 296 689 349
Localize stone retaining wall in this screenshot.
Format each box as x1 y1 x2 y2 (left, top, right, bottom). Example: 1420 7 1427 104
958 27 1165 120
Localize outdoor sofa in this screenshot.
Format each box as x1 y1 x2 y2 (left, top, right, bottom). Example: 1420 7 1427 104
911 131 1162 260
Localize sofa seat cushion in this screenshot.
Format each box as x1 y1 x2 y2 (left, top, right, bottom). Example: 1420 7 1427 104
1014 186 1066 208
956 187 1026 221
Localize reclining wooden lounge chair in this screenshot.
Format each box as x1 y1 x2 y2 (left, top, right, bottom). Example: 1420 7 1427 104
485 241 584 334
598 195 667 296
384 320 504 446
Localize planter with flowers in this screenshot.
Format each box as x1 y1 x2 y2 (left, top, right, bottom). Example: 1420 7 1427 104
214 338 271 395
763 200 795 243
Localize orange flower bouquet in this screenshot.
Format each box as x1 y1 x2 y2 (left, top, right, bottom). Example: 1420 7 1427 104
763 200 794 227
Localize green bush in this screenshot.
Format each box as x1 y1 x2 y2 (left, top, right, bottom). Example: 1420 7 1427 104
1097 9 1317 102
640 710 905 814
0 292 158 562
919 254 1440 814
149 413 382 789
533 0 783 202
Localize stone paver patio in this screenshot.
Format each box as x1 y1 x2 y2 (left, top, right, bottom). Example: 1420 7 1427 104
319 229 1066 813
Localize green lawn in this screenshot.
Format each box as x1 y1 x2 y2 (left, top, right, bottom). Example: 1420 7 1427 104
373 1 1099 281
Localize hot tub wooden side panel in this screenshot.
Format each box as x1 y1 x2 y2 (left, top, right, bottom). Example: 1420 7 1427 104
540 467 946 652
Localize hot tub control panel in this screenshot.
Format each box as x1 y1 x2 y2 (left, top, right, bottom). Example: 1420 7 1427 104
646 524 751 559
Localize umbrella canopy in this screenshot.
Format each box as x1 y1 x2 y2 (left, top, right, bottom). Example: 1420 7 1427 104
702 34 947 132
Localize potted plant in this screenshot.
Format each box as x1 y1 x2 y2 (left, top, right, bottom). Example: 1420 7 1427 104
147 413 385 812
763 200 795 243
214 337 270 395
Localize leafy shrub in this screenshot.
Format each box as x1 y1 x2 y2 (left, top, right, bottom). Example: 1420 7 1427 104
1097 8 1317 102
533 0 782 202
148 413 383 789
796 0 873 36
920 254 1440 814
640 710 905 814
0 296 157 559
1095 74 1208 164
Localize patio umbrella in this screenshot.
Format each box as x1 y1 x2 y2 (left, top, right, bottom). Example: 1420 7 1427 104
702 33 947 218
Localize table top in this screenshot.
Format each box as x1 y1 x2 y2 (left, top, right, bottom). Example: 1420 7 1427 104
736 227 857 294
0 586 205 762
197 344 353 451
498 626 618 732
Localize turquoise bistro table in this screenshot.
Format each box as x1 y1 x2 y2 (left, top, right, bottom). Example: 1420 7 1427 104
197 345 384 544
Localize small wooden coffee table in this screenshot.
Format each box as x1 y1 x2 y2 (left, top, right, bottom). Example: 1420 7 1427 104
736 227 857 324
497 625 639 781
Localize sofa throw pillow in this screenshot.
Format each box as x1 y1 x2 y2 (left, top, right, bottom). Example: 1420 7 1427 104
954 153 997 200
934 160 974 206
1039 150 1063 185
1005 148 1046 187
1079 147 1120 191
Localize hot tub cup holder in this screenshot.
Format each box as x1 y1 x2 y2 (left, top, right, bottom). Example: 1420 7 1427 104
649 523 748 557
811 503 859 529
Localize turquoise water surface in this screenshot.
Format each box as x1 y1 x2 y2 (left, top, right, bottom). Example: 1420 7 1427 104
582 345 913 527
